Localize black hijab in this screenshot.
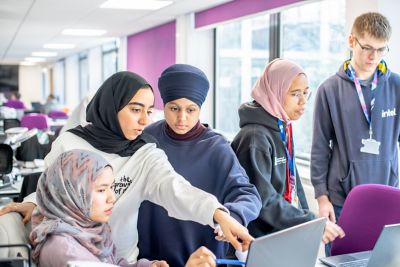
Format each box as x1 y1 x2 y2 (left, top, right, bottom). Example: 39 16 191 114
69 71 157 157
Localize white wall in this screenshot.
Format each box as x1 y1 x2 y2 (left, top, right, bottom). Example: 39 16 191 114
378 0 400 73
64 55 80 110
118 36 128 71
176 13 215 126
19 65 42 108
88 46 102 93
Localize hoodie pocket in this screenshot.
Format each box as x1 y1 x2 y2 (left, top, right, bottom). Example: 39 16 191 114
339 159 397 196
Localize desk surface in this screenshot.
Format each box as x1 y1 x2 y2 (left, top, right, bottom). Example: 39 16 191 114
0 165 45 198
0 179 22 198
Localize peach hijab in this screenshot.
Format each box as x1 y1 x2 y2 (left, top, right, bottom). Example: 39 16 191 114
251 58 305 123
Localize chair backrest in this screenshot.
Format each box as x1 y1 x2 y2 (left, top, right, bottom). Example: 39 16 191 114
3 118 20 131
20 113 48 130
4 100 25 110
48 110 68 119
0 144 13 174
331 184 400 255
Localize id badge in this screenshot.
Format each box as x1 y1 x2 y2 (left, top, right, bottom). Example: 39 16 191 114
360 138 380 155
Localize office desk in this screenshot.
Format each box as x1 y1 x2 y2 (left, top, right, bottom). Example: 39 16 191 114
49 118 67 132
0 179 22 198
0 165 45 199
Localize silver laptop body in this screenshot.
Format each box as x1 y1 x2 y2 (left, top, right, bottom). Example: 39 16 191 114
319 223 400 267
245 217 326 267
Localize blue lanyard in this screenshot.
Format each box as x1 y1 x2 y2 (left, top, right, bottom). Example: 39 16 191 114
277 119 295 177
348 64 378 137
216 259 246 266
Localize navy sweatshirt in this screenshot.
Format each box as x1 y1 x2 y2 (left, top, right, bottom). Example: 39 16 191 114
311 61 400 206
138 120 261 267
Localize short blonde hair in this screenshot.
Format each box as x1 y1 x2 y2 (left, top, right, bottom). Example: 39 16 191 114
352 12 391 41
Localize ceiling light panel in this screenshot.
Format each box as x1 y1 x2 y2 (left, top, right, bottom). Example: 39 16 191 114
43 43 76 49
62 29 107 36
100 0 173 10
32 52 58 57
24 57 46 62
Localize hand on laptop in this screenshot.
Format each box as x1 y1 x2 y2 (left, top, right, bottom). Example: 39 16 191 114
213 209 254 251
185 246 216 267
150 260 169 267
323 220 345 244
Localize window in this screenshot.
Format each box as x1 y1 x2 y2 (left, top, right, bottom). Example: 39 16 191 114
41 68 50 100
215 14 270 138
79 52 89 100
215 0 346 155
102 41 118 81
281 0 346 155
53 60 65 104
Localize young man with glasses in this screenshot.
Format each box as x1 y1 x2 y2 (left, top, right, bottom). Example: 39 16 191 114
311 12 400 255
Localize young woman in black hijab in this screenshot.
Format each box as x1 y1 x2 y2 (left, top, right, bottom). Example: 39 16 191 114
2 71 253 265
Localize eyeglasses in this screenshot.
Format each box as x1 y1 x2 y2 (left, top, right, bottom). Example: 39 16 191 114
290 90 312 102
354 37 389 57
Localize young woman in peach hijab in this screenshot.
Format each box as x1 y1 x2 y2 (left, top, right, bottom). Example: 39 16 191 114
231 58 344 243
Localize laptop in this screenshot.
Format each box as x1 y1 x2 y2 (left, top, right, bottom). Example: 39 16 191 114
30 101 42 112
319 223 400 267
242 217 326 267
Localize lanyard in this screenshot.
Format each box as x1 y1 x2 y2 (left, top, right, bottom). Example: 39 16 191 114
348 64 378 138
277 119 295 179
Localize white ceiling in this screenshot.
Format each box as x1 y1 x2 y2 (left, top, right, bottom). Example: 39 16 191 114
0 0 231 65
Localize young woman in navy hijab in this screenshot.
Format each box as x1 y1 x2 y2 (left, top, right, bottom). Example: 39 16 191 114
138 64 261 267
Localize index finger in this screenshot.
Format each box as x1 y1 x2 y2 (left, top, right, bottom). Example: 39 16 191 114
335 225 345 238
225 231 242 251
237 232 253 251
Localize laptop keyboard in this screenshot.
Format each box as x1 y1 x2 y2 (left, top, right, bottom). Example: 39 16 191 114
339 259 369 267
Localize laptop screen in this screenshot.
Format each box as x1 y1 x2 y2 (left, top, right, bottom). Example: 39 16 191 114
245 218 326 267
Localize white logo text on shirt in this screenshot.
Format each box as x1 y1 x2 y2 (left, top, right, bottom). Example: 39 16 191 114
275 157 286 166
382 108 396 118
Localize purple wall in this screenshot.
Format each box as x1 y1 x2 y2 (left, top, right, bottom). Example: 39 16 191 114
127 21 176 109
195 0 304 28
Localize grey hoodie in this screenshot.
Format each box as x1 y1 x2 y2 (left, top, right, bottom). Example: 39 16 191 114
231 101 315 237
311 62 400 206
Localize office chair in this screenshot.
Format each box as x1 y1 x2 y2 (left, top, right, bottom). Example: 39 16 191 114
0 144 13 175
0 144 13 190
48 110 68 119
4 100 25 110
3 118 20 131
331 184 400 256
20 113 49 131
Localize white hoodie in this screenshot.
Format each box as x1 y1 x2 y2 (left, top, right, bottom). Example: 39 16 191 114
25 132 225 263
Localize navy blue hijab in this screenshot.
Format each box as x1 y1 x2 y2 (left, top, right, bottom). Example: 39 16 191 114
69 71 157 157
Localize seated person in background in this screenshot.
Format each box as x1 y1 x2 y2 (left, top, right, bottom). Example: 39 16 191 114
138 64 261 267
8 91 22 101
41 94 59 114
0 92 7 105
31 149 218 267
230 58 345 243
